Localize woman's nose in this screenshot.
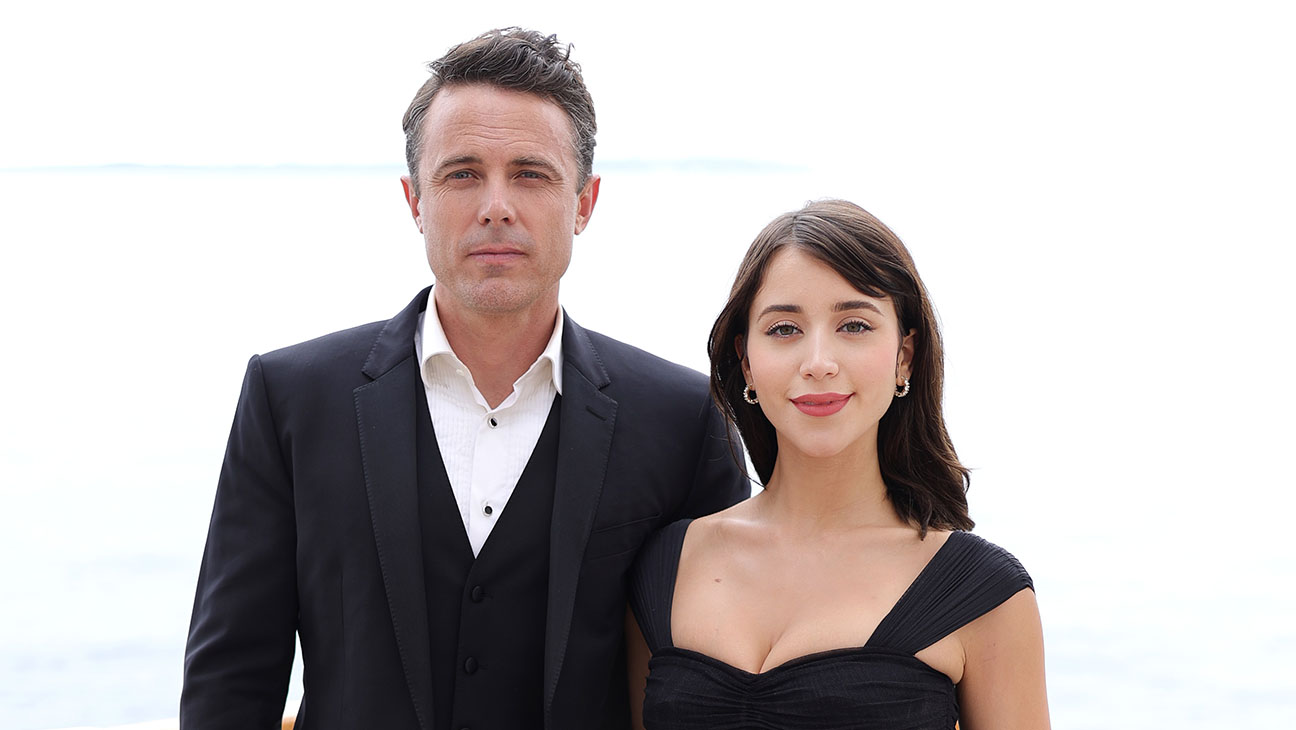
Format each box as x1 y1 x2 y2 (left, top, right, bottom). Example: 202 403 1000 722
799 332 839 380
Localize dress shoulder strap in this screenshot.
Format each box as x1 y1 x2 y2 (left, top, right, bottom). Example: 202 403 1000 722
628 518 693 652
868 531 1034 654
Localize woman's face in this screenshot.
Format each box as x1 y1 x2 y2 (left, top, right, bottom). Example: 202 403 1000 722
741 247 914 463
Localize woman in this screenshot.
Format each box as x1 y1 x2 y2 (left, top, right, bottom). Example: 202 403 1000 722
627 200 1050 729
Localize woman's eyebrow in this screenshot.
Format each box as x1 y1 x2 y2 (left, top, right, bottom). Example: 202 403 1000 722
834 300 882 314
757 304 801 318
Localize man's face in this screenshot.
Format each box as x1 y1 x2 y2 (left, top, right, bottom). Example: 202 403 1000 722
401 84 599 320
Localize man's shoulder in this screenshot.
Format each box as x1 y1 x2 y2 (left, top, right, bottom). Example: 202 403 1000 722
255 288 428 378
258 319 389 370
251 318 409 398
578 326 709 397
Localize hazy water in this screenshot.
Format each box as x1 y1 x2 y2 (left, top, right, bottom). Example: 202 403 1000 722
1 167 1292 728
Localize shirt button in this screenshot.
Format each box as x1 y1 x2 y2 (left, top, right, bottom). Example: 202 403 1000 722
464 656 478 674
488 416 498 428
470 585 485 603
483 503 493 516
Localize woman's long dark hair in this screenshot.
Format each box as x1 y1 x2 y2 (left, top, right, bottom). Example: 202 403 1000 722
708 200 972 534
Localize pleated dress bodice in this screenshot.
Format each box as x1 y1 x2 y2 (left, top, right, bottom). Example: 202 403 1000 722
628 521 1033 730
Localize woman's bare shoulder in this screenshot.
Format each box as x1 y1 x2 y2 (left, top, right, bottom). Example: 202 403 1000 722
678 500 772 570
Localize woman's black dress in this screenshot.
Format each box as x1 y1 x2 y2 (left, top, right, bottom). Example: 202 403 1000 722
628 520 1032 730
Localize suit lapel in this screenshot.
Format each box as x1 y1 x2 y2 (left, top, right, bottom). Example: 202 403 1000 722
544 315 618 724
355 287 435 730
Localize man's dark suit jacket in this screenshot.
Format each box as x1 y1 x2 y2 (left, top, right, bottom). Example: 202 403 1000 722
181 287 749 730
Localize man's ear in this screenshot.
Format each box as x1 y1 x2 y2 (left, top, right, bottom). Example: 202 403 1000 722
574 174 601 235
897 329 916 380
400 175 424 233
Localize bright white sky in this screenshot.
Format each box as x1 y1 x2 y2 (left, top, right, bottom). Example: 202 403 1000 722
5 1 1291 172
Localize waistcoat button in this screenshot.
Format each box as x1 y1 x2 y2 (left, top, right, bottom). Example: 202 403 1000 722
470 585 485 602
464 656 478 674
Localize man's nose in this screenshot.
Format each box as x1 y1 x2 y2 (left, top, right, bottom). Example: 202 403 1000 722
799 332 839 380
478 179 515 225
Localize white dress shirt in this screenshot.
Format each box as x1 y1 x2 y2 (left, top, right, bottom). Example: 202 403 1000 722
414 301 563 557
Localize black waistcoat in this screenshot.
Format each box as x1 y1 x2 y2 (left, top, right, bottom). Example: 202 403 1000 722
416 391 561 730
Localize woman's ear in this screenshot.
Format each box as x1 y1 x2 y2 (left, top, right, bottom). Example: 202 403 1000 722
897 329 916 380
735 335 752 382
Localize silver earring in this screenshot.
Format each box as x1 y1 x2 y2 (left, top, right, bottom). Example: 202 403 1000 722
894 378 911 398
742 384 759 405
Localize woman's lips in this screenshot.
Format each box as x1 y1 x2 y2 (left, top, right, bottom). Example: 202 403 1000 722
791 393 852 417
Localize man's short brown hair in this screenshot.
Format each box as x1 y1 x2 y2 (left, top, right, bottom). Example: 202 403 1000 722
402 27 597 193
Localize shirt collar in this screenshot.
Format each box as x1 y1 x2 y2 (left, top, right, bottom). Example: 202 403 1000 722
418 298 564 396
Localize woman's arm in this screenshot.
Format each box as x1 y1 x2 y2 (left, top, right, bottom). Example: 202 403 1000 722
626 605 652 730
956 588 1051 730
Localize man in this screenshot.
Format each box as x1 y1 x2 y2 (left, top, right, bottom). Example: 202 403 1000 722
180 27 748 730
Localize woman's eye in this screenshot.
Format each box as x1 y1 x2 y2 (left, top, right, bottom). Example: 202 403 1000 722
841 320 872 334
767 323 799 337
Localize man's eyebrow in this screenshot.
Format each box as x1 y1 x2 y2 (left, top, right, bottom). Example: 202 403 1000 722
432 154 481 175
834 300 883 314
757 304 801 318
512 156 562 177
